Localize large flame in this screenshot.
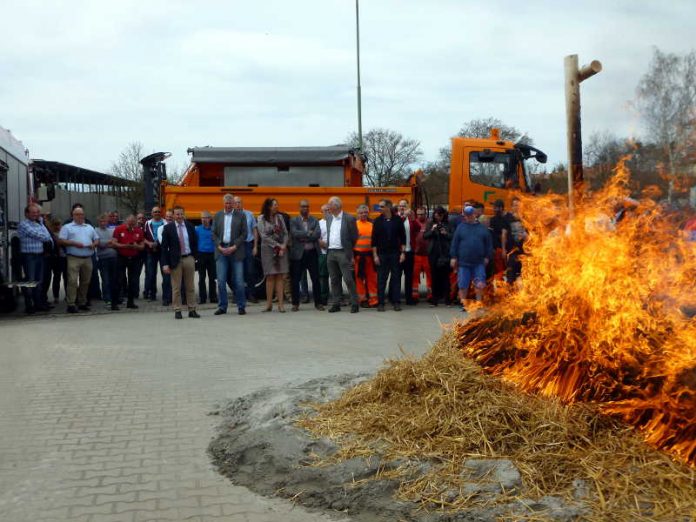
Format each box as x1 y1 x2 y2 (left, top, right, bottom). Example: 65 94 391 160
456 159 696 465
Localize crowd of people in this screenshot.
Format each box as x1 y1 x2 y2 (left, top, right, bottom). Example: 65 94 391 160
16 193 529 318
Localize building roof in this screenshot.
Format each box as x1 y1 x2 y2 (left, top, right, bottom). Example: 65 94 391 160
31 160 135 186
187 145 360 165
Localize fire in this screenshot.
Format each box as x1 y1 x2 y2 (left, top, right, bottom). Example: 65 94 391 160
456 159 696 465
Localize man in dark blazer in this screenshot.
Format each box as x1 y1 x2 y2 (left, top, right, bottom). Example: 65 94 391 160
211 193 248 315
161 206 199 319
325 196 359 313
289 199 323 311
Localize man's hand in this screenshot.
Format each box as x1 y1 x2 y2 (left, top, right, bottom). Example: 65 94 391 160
399 252 406 264
162 265 171 275
484 257 489 265
373 254 380 266
252 246 258 256
450 258 457 269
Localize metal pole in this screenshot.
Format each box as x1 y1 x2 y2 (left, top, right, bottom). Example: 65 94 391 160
564 55 601 217
355 0 363 151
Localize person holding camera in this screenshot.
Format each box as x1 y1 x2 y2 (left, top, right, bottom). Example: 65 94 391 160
423 206 452 306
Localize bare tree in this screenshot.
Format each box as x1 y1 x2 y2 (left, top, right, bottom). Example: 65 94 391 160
583 131 632 189
166 161 190 185
347 128 423 187
457 117 531 144
110 142 145 214
636 47 696 201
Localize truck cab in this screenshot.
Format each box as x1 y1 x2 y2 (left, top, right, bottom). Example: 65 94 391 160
449 129 547 210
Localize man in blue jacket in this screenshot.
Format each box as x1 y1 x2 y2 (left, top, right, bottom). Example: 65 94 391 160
450 205 493 312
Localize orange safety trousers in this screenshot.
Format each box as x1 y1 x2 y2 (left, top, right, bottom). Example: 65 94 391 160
354 252 378 306
411 254 432 300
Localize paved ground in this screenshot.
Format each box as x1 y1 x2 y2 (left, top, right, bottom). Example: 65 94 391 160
0 301 461 522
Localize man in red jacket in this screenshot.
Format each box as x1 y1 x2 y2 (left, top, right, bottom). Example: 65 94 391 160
112 214 144 309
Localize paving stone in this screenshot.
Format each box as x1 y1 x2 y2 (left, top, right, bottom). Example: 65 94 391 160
0 303 456 521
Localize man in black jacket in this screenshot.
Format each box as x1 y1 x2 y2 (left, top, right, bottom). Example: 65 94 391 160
161 206 200 319
371 199 406 312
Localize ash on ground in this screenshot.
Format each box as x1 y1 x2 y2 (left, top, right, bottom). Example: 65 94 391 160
208 374 586 522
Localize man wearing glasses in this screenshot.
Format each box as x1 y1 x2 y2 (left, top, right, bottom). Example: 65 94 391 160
289 200 323 311
143 206 165 302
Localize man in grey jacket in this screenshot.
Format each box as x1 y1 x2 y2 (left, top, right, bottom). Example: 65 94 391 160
325 196 359 313
211 193 248 315
289 199 324 311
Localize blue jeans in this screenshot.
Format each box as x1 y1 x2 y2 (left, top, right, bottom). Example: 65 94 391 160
145 251 160 299
22 253 45 310
216 255 245 311
457 263 486 290
98 256 117 303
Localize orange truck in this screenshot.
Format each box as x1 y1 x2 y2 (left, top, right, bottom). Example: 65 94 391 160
158 129 546 218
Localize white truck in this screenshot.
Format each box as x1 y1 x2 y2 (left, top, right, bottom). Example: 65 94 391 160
0 125 31 311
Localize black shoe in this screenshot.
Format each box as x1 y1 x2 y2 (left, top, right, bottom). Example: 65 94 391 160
214 308 226 315
377 304 385 312
393 304 402 311
78 304 90 311
188 310 201 318
126 302 138 309
350 304 359 313
67 306 78 314
238 308 246 315
315 304 325 311
198 299 206 305
328 305 341 313
25 307 36 315
111 305 120 311
210 298 218 304
175 311 183 319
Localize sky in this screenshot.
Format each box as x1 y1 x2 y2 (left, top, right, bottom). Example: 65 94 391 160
2 0 695 175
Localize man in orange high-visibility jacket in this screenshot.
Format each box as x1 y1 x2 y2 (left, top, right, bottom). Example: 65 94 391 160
354 204 378 307
411 206 432 302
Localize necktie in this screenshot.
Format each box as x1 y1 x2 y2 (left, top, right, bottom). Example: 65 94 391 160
178 223 186 254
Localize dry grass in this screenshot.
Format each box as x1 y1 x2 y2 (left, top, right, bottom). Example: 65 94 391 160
297 331 696 521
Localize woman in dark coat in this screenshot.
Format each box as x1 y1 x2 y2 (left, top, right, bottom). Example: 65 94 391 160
423 206 451 306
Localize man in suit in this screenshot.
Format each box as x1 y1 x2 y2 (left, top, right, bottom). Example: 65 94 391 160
211 193 248 316
289 199 323 311
325 196 359 313
161 206 200 319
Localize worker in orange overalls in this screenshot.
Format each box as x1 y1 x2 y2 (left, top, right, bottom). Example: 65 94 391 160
354 204 378 308
411 206 432 302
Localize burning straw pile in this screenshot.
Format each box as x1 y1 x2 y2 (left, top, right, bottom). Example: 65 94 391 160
299 162 695 520
456 160 696 466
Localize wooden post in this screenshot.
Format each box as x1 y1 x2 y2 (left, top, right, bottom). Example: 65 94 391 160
565 55 602 216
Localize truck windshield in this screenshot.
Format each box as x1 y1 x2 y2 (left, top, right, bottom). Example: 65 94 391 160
469 151 519 189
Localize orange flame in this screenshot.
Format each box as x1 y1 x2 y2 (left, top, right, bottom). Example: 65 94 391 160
456 158 696 465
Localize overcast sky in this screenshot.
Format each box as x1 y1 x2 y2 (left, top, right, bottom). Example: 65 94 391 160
2 0 695 175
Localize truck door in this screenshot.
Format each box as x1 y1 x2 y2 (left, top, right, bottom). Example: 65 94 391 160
464 148 520 206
